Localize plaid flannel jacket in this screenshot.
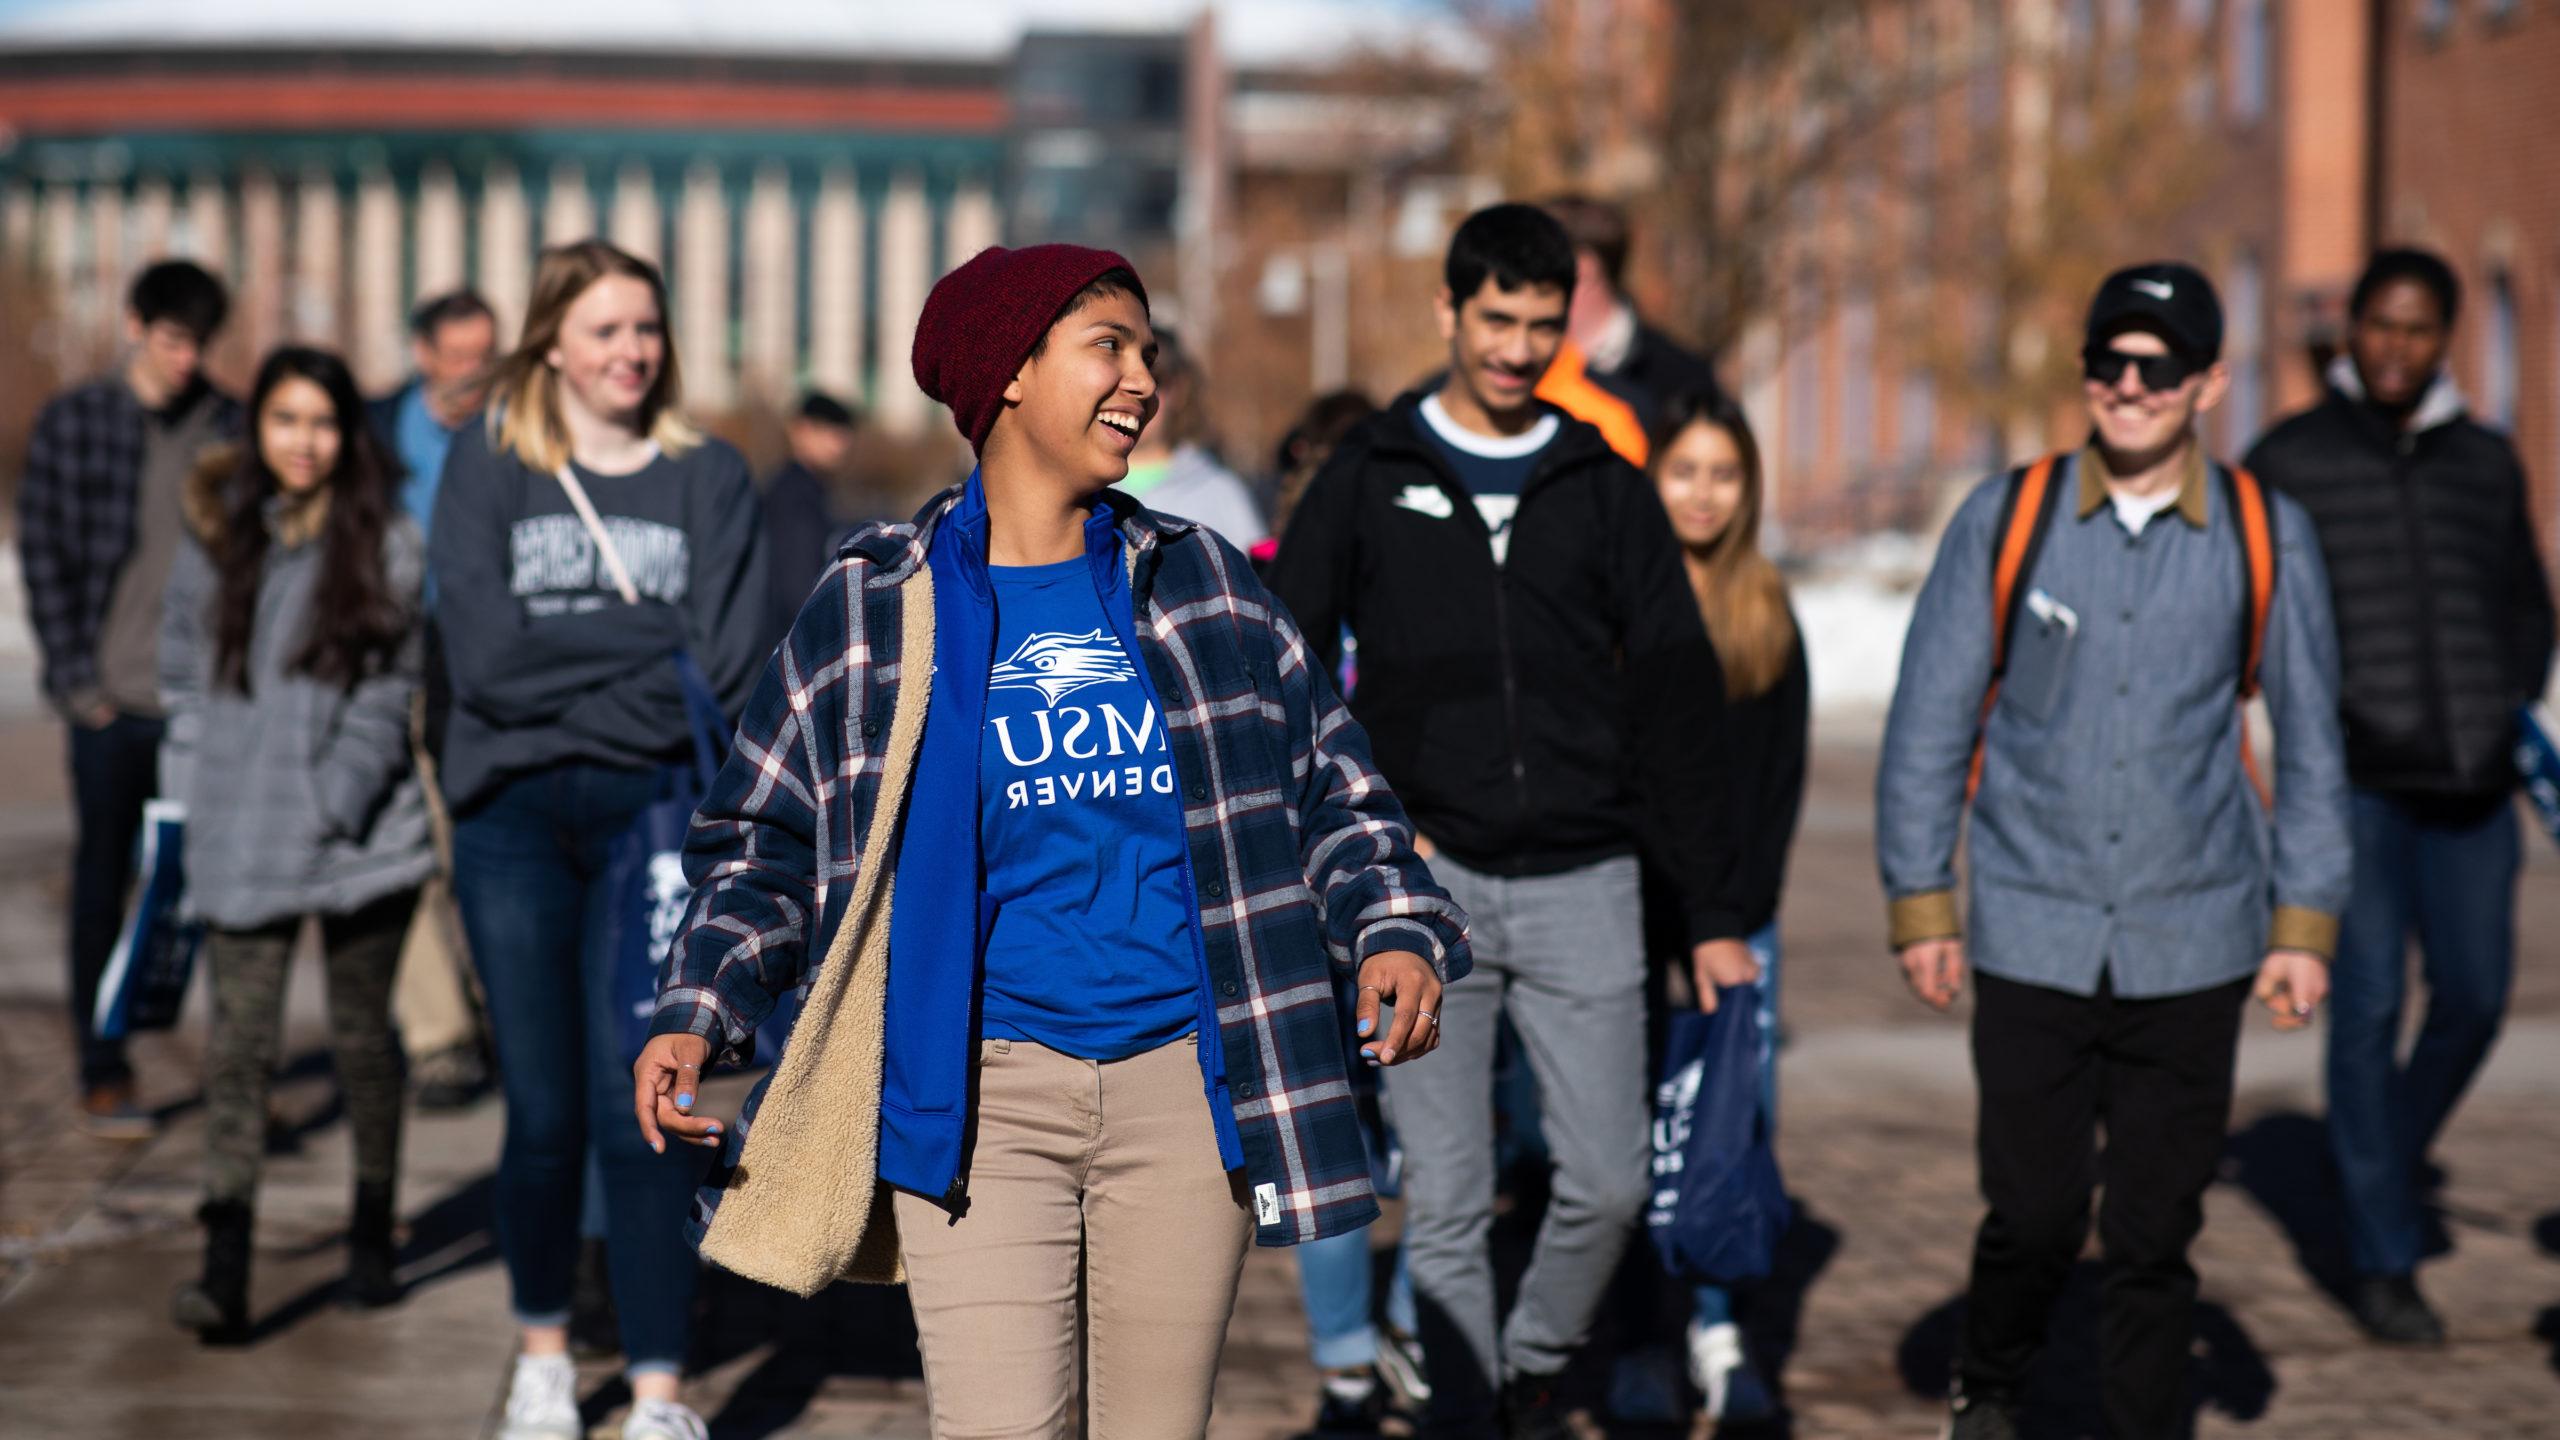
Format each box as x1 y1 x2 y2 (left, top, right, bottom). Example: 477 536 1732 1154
657 485 1472 1247
17 378 241 709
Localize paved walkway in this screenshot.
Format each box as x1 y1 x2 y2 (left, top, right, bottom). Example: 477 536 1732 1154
1 717 2556 1437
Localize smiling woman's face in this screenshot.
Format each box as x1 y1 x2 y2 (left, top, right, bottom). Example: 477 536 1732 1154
999 286 1160 490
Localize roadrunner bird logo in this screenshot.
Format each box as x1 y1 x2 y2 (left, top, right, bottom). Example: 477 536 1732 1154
990 630 1137 707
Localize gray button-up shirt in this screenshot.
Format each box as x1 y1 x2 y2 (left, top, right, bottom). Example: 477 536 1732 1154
1876 447 2352 998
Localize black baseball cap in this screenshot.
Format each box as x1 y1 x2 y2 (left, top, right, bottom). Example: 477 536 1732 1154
2085 262 2222 364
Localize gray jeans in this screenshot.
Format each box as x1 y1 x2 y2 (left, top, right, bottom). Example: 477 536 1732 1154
1383 852 1650 1428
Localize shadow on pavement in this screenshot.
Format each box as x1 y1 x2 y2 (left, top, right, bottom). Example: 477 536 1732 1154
2218 1111 2358 1307
230 1172 497 1343
1896 1267 2274 1437
690 1261 923 1440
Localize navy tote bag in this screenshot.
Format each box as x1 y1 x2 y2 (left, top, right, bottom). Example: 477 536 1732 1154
1646 985 1790 1284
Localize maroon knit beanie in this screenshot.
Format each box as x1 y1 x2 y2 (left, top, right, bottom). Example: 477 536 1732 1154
910 243 1147 453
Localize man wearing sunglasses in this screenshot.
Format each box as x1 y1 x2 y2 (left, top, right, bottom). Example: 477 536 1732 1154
1877 262 2352 1440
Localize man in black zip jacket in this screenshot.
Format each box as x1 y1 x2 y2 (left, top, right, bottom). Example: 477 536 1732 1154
2245 247 2556 1347
1269 202 1746 1439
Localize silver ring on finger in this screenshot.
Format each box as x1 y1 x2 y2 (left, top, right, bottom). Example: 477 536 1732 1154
1414 1010 1437 1026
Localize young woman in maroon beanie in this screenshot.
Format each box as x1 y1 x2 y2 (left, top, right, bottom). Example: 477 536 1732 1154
633 244 1471 1434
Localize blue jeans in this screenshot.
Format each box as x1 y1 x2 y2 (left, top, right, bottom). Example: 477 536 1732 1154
1694 921 1782 1330
2326 790 2520 1277
453 761 705 1374
1296 1225 1421 1370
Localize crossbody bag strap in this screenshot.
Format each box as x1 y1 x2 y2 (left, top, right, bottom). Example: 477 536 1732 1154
554 462 643 606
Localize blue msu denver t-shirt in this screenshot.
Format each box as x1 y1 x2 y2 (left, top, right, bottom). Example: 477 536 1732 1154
977 556 1202 1060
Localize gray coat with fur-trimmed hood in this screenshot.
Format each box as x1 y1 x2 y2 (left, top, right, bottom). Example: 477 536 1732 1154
159 449 434 929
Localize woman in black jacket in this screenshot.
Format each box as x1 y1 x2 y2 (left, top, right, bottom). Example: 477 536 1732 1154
1640 389 1808 1424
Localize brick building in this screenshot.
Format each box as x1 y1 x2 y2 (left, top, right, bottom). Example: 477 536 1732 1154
2374 0 2560 548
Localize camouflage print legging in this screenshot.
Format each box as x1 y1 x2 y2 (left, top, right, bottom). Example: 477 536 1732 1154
201 890 418 1207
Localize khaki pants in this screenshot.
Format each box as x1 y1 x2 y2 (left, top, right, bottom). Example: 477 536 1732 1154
390 714 482 1060
895 1034 1254 1439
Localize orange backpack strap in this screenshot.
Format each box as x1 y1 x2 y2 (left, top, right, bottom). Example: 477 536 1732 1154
2225 463 2277 699
1969 454 2064 800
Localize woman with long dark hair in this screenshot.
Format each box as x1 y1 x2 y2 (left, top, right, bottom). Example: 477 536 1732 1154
431 239 765 1440
161 345 432 1342
1644 389 1808 1423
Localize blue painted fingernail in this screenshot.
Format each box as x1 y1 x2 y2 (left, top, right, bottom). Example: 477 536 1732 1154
705 1122 721 1133
651 1139 664 1154
675 1093 694 1107
1356 1018 1373 1036
1360 1047 1377 1062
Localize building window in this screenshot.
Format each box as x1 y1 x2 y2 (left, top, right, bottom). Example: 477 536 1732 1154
2484 0 2518 25
2229 0 2269 122
1785 288 1824 481
1900 366 1938 465
2223 250 2264 452
2420 0 2455 37
2485 269 2519 429
1842 289 1877 469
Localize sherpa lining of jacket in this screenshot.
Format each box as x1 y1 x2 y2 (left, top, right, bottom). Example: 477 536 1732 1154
695 560 934 1294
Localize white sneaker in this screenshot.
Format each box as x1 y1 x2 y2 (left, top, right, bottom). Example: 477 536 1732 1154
621 1397 710 1440
1376 1324 1432 1407
1687 1319 1744 1419
497 1353 582 1440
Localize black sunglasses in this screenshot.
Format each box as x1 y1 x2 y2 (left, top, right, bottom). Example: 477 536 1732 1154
2082 344 2199 392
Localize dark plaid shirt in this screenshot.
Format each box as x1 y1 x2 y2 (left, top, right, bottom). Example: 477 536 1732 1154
17 377 241 708
656 486 1472 1247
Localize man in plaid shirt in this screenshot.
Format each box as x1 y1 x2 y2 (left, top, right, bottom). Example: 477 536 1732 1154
17 260 238 1137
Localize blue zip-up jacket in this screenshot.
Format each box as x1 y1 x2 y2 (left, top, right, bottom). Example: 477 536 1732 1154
655 480 1471 1257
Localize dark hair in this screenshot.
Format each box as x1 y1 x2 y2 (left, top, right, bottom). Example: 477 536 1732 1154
1271 389 1376 537
2350 248 2461 326
796 390 859 428
128 260 229 342
213 347 410 694
408 288 495 342
1542 193 1631 291
1030 266 1149 357
1445 203 1578 308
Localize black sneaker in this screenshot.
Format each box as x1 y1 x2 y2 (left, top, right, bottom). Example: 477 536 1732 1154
412 1043 489 1112
1943 1386 2020 1440
2349 1273 2447 1346
1309 1367 1390 1435
1500 1371 1574 1440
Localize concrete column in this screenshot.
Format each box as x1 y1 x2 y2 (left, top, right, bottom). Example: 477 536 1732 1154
948 178 999 267
130 175 174 259
181 171 228 277
292 167 342 341
352 169 405 390
676 161 732 409
875 172 932 434
478 161 531 348
39 185 83 361
415 160 467 299
239 167 287 362
742 163 797 404
543 157 594 248
808 165 862 401
610 159 661 265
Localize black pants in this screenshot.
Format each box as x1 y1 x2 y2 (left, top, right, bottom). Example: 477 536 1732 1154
66 712 163 1089
1961 971 2249 1440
